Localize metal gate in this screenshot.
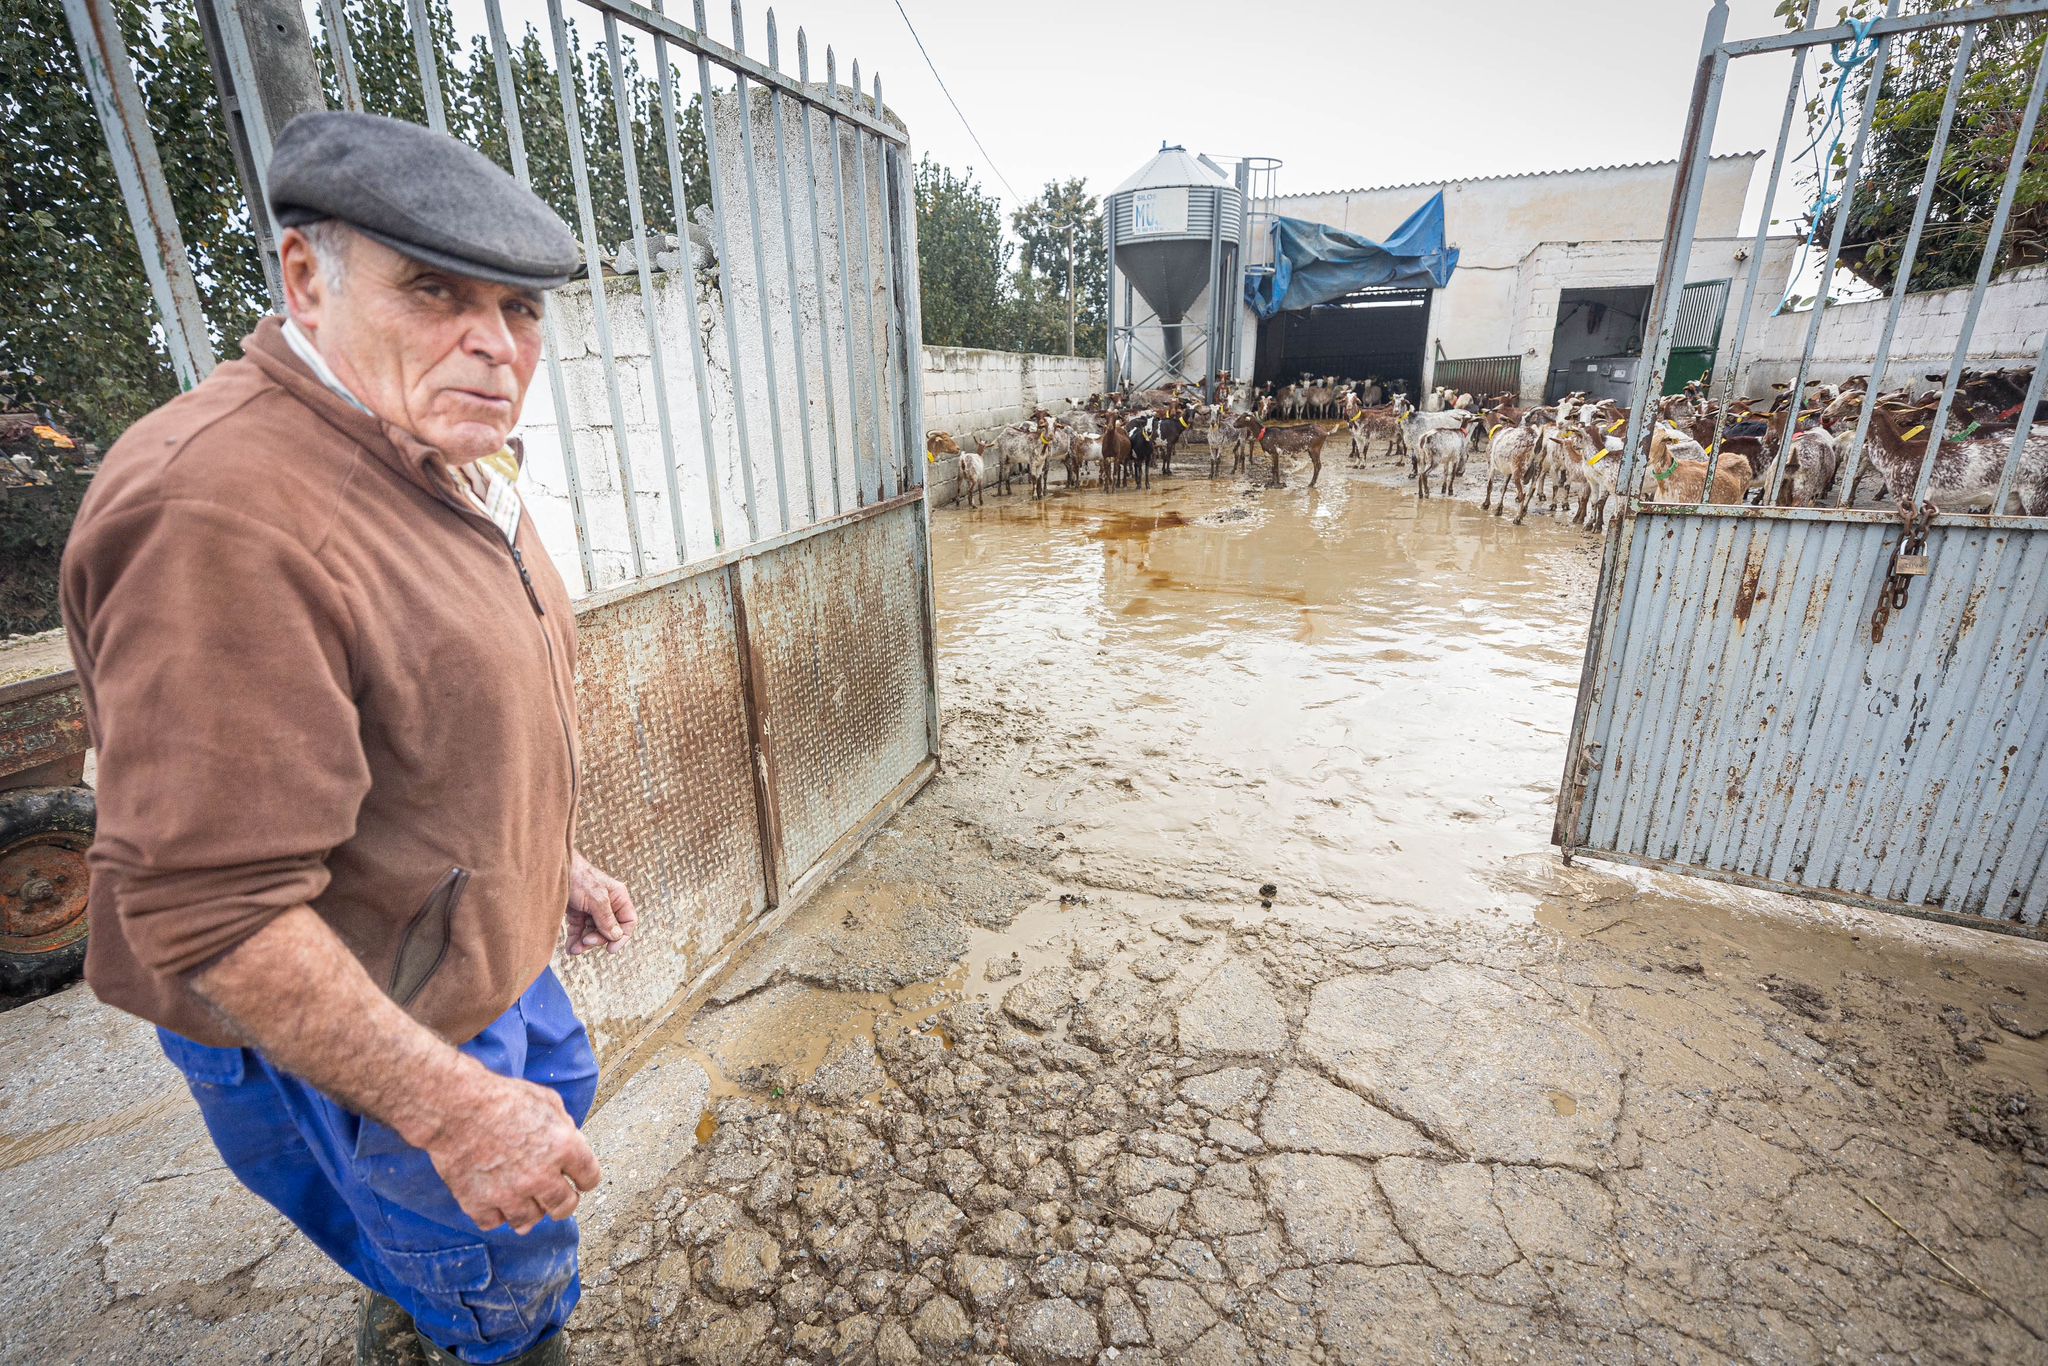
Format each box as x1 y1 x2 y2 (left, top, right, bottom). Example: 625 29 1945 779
61 0 940 1039
1556 0 2048 936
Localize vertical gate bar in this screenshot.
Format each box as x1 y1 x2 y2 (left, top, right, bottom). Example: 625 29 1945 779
888 137 939 760
1994 328 2048 512
1614 3 1728 494
486 0 594 588
1768 0 1899 507
549 0 646 577
61 0 216 389
404 0 448 133
650 0 728 553
212 0 277 202
827 49 873 506
869 73 905 497
850 67 889 502
892 141 929 493
693 0 760 541
317 0 364 112
765 13 820 524
1707 0 1819 476
796 31 846 517
728 0 794 533
727 561 788 907
1560 0 1726 855
1912 34 2048 508
604 12 689 564
1836 22 1976 506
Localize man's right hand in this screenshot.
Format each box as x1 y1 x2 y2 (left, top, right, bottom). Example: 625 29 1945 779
418 1063 603 1234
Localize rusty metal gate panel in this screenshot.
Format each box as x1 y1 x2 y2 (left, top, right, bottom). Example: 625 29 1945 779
1557 0 2048 937
569 570 768 1019
741 496 936 890
1564 509 2048 926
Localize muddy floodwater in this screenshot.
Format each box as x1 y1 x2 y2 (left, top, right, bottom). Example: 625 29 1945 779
4 461 2045 1364
931 469 1596 923
576 463 2048 1364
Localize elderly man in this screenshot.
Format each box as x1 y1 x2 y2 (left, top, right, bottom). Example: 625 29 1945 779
61 112 636 1365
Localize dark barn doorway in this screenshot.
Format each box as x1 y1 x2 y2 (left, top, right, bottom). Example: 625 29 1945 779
1253 287 1432 398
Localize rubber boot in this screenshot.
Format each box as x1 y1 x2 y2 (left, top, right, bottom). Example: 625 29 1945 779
415 1331 569 1366
356 1294 427 1366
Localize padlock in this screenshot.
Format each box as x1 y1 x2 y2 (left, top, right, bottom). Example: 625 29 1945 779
1890 552 1929 577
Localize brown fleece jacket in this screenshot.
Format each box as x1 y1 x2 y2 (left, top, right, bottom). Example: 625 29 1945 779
60 317 580 1047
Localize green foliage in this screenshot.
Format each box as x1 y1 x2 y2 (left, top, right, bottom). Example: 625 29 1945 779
318 0 710 254
1 0 266 445
1010 178 1106 356
1781 2 2047 291
914 157 1012 349
913 163 1110 356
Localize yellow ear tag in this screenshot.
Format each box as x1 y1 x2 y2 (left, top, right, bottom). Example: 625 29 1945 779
1607 419 1624 434
1901 424 1927 441
1588 449 1606 466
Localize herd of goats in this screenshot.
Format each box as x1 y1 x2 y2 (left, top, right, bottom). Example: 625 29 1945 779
925 364 2046 525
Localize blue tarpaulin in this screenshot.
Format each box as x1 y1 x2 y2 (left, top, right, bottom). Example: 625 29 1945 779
1245 191 1459 319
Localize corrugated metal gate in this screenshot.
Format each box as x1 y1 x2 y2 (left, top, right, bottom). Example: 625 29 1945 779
61 0 940 1041
1556 0 2048 937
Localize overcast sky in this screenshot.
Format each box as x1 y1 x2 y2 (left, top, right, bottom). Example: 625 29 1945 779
450 0 1816 235
764 0 1806 228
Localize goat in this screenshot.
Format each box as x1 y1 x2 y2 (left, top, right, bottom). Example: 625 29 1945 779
1251 418 1330 487
1824 389 2047 514
1414 413 1475 499
1101 414 1135 491
1481 418 1545 523
1642 423 1747 504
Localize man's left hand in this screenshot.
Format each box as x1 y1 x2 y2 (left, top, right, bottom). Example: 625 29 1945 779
566 852 637 956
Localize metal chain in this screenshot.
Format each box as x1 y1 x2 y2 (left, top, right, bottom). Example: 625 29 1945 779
1869 500 1935 643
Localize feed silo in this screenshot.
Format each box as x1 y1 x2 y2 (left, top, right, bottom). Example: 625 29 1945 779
1104 145 1247 398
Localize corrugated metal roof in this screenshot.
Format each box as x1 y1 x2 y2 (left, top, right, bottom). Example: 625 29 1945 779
1109 145 1233 197
1282 151 1763 201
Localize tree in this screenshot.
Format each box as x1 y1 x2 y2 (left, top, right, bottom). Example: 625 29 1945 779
914 157 1010 349
1783 2 2047 291
2 0 266 443
1011 179 1105 357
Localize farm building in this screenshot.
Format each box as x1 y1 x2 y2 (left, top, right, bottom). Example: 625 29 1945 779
1251 153 1802 405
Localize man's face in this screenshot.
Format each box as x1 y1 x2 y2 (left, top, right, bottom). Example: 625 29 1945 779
280 227 546 464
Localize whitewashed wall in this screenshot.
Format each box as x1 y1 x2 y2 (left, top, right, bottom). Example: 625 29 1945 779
1743 264 2048 394
921 346 1104 506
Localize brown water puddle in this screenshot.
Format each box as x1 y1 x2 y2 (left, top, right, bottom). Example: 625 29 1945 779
933 471 1594 924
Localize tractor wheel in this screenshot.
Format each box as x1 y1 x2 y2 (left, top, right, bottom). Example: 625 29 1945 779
0 786 94 995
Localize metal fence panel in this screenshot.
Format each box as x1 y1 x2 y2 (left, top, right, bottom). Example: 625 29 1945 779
1557 0 2048 940
742 496 934 886
1567 511 2048 928
1432 355 1520 398
564 568 769 1035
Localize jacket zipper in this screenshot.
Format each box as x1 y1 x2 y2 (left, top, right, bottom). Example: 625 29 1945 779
443 489 580 866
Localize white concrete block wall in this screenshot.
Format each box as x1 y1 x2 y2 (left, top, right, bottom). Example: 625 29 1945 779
1743 265 2048 394
920 346 1104 506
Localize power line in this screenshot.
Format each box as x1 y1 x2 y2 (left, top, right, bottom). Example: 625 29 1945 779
888 0 1023 205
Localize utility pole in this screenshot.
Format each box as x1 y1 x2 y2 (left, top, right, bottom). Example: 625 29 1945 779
194 0 327 304
1064 216 1076 357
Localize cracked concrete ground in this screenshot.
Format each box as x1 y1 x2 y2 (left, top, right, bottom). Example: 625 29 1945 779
4 467 2046 1363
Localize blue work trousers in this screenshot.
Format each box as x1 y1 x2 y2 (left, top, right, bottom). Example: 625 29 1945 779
157 968 597 1364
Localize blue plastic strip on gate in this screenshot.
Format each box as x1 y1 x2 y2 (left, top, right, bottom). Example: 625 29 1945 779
1245 191 1460 319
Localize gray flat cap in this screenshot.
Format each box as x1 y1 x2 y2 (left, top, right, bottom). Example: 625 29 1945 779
269 111 581 290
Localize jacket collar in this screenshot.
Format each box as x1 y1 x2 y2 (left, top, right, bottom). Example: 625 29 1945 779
241 316 526 510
